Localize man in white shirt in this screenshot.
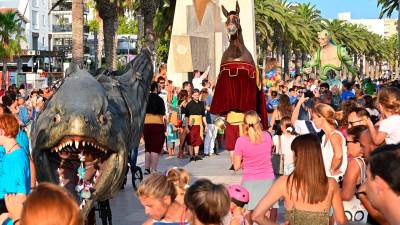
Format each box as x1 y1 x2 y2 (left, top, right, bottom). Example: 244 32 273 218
291 94 321 135
192 65 210 91
157 77 169 116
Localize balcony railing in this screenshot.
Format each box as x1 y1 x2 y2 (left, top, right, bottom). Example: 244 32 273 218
53 45 71 52
53 24 90 33
51 3 72 11
52 45 90 54
51 2 89 13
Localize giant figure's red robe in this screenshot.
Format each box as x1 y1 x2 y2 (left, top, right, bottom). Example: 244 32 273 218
210 61 268 129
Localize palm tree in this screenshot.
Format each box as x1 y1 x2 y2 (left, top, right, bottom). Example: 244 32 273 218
292 3 321 73
87 0 103 69
0 11 25 89
72 0 84 67
141 0 158 35
255 0 286 62
384 34 399 79
95 0 141 70
154 0 176 63
377 0 400 50
95 0 120 70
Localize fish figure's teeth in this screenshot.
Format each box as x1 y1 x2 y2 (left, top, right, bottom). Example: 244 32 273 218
82 141 86 147
74 141 79 149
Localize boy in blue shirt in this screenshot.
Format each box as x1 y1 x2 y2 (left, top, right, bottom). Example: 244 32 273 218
341 81 355 102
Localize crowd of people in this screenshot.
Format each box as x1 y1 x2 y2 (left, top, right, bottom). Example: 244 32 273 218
1 60 400 225
140 61 400 225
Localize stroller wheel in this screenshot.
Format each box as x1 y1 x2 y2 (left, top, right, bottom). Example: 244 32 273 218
131 166 143 190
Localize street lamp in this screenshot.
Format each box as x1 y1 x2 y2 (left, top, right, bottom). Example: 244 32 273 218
121 36 131 65
136 14 144 53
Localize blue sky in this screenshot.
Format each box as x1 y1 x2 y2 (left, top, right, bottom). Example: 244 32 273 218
294 0 393 19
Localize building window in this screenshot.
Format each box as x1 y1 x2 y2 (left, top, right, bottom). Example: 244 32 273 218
32 11 38 29
42 15 46 26
32 33 39 50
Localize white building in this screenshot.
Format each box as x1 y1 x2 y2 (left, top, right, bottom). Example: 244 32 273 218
49 0 91 59
338 12 397 38
0 0 50 51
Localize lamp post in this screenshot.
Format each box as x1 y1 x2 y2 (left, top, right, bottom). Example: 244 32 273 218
136 14 144 53
94 30 98 70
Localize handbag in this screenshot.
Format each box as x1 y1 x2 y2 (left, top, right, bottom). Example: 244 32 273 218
272 135 284 177
343 196 368 223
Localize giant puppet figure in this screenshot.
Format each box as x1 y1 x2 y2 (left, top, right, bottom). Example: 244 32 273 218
304 30 357 87
210 1 268 163
31 33 155 222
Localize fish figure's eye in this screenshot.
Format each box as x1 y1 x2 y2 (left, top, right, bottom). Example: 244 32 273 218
53 114 61 124
98 114 107 125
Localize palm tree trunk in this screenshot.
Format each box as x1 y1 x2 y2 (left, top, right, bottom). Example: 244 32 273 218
283 45 290 80
97 16 104 69
365 60 370 78
395 59 399 80
141 0 156 34
102 17 118 70
295 48 301 74
276 41 282 67
72 0 84 67
97 1 118 71
398 0 400 52
2 59 7 89
359 55 364 77
301 52 307 67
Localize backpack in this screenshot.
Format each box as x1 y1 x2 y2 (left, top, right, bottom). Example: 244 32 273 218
304 120 324 143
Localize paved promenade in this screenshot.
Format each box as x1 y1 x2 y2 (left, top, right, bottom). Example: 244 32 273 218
100 146 242 225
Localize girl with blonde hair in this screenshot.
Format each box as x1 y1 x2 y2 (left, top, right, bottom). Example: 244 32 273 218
233 110 276 224
313 103 347 182
137 173 188 225
367 87 400 145
165 167 190 205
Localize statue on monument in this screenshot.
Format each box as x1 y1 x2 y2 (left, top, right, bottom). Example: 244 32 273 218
303 30 357 87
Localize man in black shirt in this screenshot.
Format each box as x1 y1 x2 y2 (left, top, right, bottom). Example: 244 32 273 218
185 89 207 161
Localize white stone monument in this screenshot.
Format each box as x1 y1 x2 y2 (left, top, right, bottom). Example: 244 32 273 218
167 0 256 85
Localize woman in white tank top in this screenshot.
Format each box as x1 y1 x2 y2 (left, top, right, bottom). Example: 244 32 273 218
313 103 348 182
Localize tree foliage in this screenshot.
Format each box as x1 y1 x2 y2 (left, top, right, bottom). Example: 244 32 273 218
117 16 138 35
253 0 398 77
0 11 25 60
